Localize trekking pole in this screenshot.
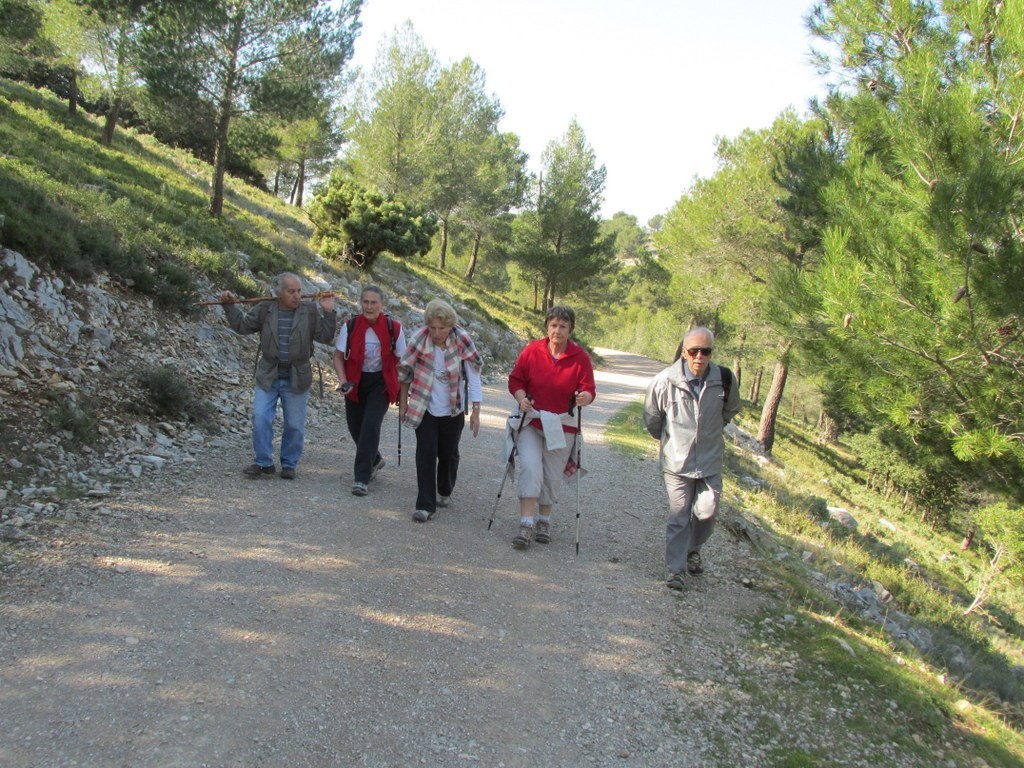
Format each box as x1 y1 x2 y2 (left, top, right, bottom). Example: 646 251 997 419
397 414 402 468
487 397 531 530
568 390 583 556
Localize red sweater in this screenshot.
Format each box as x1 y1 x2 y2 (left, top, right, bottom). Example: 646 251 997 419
508 339 596 431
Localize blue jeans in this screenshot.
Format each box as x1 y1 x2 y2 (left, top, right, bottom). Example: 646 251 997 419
252 378 310 469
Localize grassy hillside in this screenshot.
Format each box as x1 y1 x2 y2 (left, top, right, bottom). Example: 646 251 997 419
0 80 320 309
0 78 553 348
607 403 1024 765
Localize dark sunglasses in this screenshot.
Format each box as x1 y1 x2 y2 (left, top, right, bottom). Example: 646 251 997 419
686 347 713 357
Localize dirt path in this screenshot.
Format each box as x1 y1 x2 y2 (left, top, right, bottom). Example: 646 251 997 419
1 349 771 767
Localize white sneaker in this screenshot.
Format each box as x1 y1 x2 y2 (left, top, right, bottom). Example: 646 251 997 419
412 509 435 523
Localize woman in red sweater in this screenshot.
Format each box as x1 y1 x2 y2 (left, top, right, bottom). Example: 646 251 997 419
507 306 596 549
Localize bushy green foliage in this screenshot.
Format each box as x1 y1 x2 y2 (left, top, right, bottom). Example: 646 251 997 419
135 364 212 424
783 0 1024 501
308 174 437 269
847 428 961 523
44 398 96 445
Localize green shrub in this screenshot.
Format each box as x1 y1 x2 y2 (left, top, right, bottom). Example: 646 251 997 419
44 398 97 445
137 365 212 424
152 260 197 312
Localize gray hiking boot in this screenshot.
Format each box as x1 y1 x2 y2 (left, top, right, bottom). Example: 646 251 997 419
370 456 385 481
438 495 450 508
512 524 534 550
534 519 551 544
666 572 685 591
351 482 368 496
412 509 436 523
687 551 704 575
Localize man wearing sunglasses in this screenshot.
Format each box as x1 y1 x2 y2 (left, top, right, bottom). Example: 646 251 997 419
643 326 741 591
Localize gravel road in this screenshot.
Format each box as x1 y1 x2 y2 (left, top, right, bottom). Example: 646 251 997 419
0 349 777 767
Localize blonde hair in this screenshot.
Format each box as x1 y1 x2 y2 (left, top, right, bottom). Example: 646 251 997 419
424 299 458 328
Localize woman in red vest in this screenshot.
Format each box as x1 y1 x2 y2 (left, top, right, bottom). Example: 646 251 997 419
333 285 406 496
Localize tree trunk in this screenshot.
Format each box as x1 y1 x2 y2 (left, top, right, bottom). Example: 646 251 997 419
464 231 481 281
532 279 539 311
67 68 78 115
273 168 281 197
294 157 306 207
959 528 975 551
210 98 233 216
749 366 764 405
438 218 448 269
101 96 122 145
757 349 792 454
209 16 242 217
817 409 839 444
734 332 745 393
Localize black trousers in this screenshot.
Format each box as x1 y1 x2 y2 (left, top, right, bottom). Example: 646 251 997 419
414 410 465 513
345 371 388 483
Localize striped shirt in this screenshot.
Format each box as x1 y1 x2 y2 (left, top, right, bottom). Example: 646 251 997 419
277 309 295 376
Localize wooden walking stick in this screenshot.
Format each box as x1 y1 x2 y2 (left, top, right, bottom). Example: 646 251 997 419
194 291 338 306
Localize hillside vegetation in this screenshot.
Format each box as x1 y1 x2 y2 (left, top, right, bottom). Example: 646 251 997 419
607 403 1024 765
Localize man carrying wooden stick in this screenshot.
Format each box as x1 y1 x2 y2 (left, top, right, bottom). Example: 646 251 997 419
219 272 337 480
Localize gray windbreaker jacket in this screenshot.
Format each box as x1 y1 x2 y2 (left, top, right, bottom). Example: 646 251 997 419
643 360 741 477
225 301 337 393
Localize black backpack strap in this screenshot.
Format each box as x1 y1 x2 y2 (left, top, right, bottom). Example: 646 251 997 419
720 366 733 405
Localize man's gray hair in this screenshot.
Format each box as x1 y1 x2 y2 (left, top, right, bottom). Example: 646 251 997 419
272 272 301 296
684 326 715 345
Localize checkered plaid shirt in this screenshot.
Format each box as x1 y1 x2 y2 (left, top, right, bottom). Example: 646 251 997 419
398 325 483 429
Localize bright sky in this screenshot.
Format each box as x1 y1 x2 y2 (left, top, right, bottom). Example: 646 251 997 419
347 0 826 225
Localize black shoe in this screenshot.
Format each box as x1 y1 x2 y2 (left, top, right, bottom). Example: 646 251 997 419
687 551 704 575
243 463 275 478
370 456 385 480
280 467 296 480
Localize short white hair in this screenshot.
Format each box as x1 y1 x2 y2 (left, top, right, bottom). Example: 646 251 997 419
272 272 301 296
684 326 715 345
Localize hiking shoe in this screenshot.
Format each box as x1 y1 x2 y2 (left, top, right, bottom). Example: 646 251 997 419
279 467 295 480
351 482 368 496
412 509 436 523
512 524 534 550
666 572 686 591
243 463 275 478
438 495 450 508
687 551 704 575
534 519 551 544
370 456 385 480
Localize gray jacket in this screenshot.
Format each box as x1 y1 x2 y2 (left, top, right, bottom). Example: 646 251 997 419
225 301 337 393
643 360 741 477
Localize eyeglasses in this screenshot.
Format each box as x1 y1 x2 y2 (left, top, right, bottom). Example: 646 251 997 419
686 347 713 357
